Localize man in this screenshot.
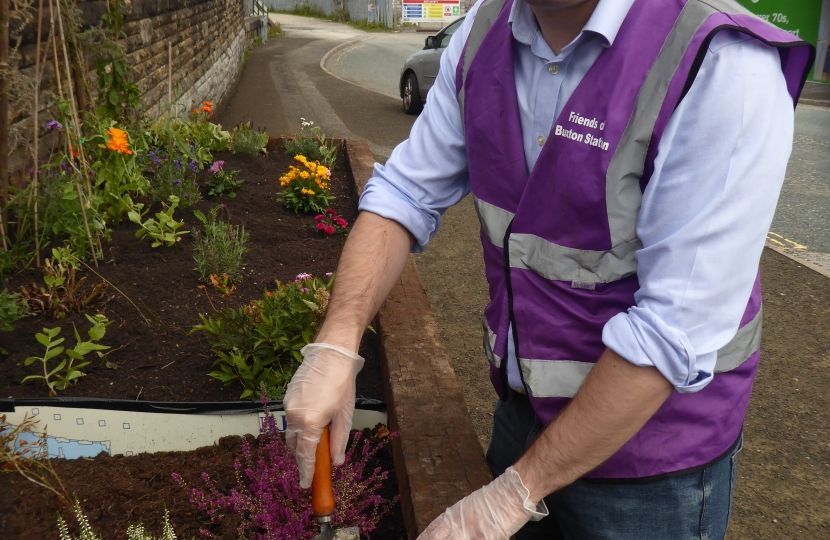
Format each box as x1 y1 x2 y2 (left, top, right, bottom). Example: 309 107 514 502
284 0 814 538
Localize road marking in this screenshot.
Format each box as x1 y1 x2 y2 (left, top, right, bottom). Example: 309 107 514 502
767 232 807 250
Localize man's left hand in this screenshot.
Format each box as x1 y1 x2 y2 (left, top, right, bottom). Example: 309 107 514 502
417 466 548 540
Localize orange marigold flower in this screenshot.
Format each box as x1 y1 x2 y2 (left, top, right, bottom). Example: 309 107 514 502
204 101 214 107
201 105 212 113
106 127 132 155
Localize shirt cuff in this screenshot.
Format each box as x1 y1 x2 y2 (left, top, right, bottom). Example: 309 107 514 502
357 166 443 253
602 308 715 393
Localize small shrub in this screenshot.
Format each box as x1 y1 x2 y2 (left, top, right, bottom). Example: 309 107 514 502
230 121 269 155
144 148 202 208
191 272 333 399
278 155 333 213
57 499 179 540
0 289 32 332
18 249 107 320
172 396 398 539
205 160 244 198
283 118 338 170
128 196 189 248
192 206 249 282
314 208 348 236
22 314 112 396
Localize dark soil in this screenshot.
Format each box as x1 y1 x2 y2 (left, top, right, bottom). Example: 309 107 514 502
0 426 406 540
0 141 384 403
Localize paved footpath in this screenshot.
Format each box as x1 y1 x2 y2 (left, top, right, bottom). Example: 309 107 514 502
219 18 830 538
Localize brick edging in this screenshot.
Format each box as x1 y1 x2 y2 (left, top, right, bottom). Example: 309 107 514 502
345 139 494 538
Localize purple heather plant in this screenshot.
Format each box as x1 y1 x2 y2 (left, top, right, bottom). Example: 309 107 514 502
173 396 398 539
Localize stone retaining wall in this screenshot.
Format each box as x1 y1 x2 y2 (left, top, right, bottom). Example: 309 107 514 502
9 0 252 173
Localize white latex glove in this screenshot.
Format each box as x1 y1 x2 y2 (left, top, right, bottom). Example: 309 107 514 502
284 343 365 488
418 466 549 540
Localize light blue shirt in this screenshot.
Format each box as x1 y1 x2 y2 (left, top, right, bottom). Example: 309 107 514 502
359 0 795 393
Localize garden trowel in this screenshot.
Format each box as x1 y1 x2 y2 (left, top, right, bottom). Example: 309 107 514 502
311 425 360 540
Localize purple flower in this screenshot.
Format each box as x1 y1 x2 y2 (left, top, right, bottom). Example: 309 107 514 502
325 272 333 277
296 273 311 281
301 287 309 293
173 159 182 170
189 160 199 173
172 178 181 186
209 160 224 174
45 120 62 131
184 193 190 200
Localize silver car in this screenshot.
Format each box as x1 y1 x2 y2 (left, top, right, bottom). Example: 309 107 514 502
400 17 466 115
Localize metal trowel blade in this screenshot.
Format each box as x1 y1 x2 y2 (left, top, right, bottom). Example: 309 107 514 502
311 525 360 540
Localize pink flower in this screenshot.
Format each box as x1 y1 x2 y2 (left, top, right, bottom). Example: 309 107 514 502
316 222 325 230
209 160 224 174
335 217 347 227
301 288 309 293
315 214 325 221
324 225 335 235
325 208 336 216
325 272 333 277
296 273 311 280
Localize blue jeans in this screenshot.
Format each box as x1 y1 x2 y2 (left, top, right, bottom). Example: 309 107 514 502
486 390 742 540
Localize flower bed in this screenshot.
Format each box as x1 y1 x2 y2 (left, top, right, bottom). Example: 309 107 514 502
1 141 387 403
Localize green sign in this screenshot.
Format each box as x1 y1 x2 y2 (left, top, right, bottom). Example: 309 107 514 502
736 0 822 45
736 0 823 79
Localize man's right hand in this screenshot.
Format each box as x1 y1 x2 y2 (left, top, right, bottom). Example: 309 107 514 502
284 342 365 488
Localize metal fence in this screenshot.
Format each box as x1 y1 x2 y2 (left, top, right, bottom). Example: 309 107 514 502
262 0 400 28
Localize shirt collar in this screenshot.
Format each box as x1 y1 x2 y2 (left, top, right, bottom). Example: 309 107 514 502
509 0 636 49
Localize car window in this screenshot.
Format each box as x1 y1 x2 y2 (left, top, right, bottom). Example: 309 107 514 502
439 18 464 48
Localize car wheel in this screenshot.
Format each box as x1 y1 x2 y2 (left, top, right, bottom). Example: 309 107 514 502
402 72 423 115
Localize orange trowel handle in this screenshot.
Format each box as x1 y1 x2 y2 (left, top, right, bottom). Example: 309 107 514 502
311 425 335 517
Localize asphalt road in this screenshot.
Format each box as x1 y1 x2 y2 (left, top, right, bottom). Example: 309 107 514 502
769 104 830 271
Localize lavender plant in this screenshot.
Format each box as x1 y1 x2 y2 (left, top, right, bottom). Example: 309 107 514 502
192 205 249 282
144 148 201 208
172 397 398 539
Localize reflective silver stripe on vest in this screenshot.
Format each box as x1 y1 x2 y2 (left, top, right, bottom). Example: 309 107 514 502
510 234 640 284
515 309 763 399
482 316 502 368
457 0 507 126
605 0 739 247
474 196 640 283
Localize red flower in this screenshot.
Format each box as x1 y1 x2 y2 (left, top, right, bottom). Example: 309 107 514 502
325 208 336 216
324 225 335 235
316 222 326 230
335 217 347 227
315 214 325 221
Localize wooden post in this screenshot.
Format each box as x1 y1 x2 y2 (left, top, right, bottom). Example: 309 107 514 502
31 0 45 266
0 0 10 250
168 41 172 106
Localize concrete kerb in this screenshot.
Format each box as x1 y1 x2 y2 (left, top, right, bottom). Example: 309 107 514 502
345 138 494 539
764 241 830 281
319 38 403 101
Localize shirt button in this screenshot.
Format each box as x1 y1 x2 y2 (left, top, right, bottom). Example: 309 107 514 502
548 64 560 75
537 135 545 146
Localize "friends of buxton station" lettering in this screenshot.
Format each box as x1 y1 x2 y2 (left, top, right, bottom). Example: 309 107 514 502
553 111 609 151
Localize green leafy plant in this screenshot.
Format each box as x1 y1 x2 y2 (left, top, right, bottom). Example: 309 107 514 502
144 147 202 208
128 196 189 247
0 289 31 332
18 250 107 319
57 498 179 540
230 121 269 155
22 314 112 396
191 272 333 399
192 206 249 282
95 0 142 122
205 160 243 198
278 155 333 213
283 118 338 169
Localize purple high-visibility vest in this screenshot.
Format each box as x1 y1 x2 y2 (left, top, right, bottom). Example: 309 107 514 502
457 0 814 479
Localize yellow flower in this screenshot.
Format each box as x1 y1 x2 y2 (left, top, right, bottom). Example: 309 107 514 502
301 188 316 196
106 127 132 155
294 155 308 164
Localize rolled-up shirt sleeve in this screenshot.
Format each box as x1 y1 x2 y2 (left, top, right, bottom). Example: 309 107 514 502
602 32 795 393
358 8 480 252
